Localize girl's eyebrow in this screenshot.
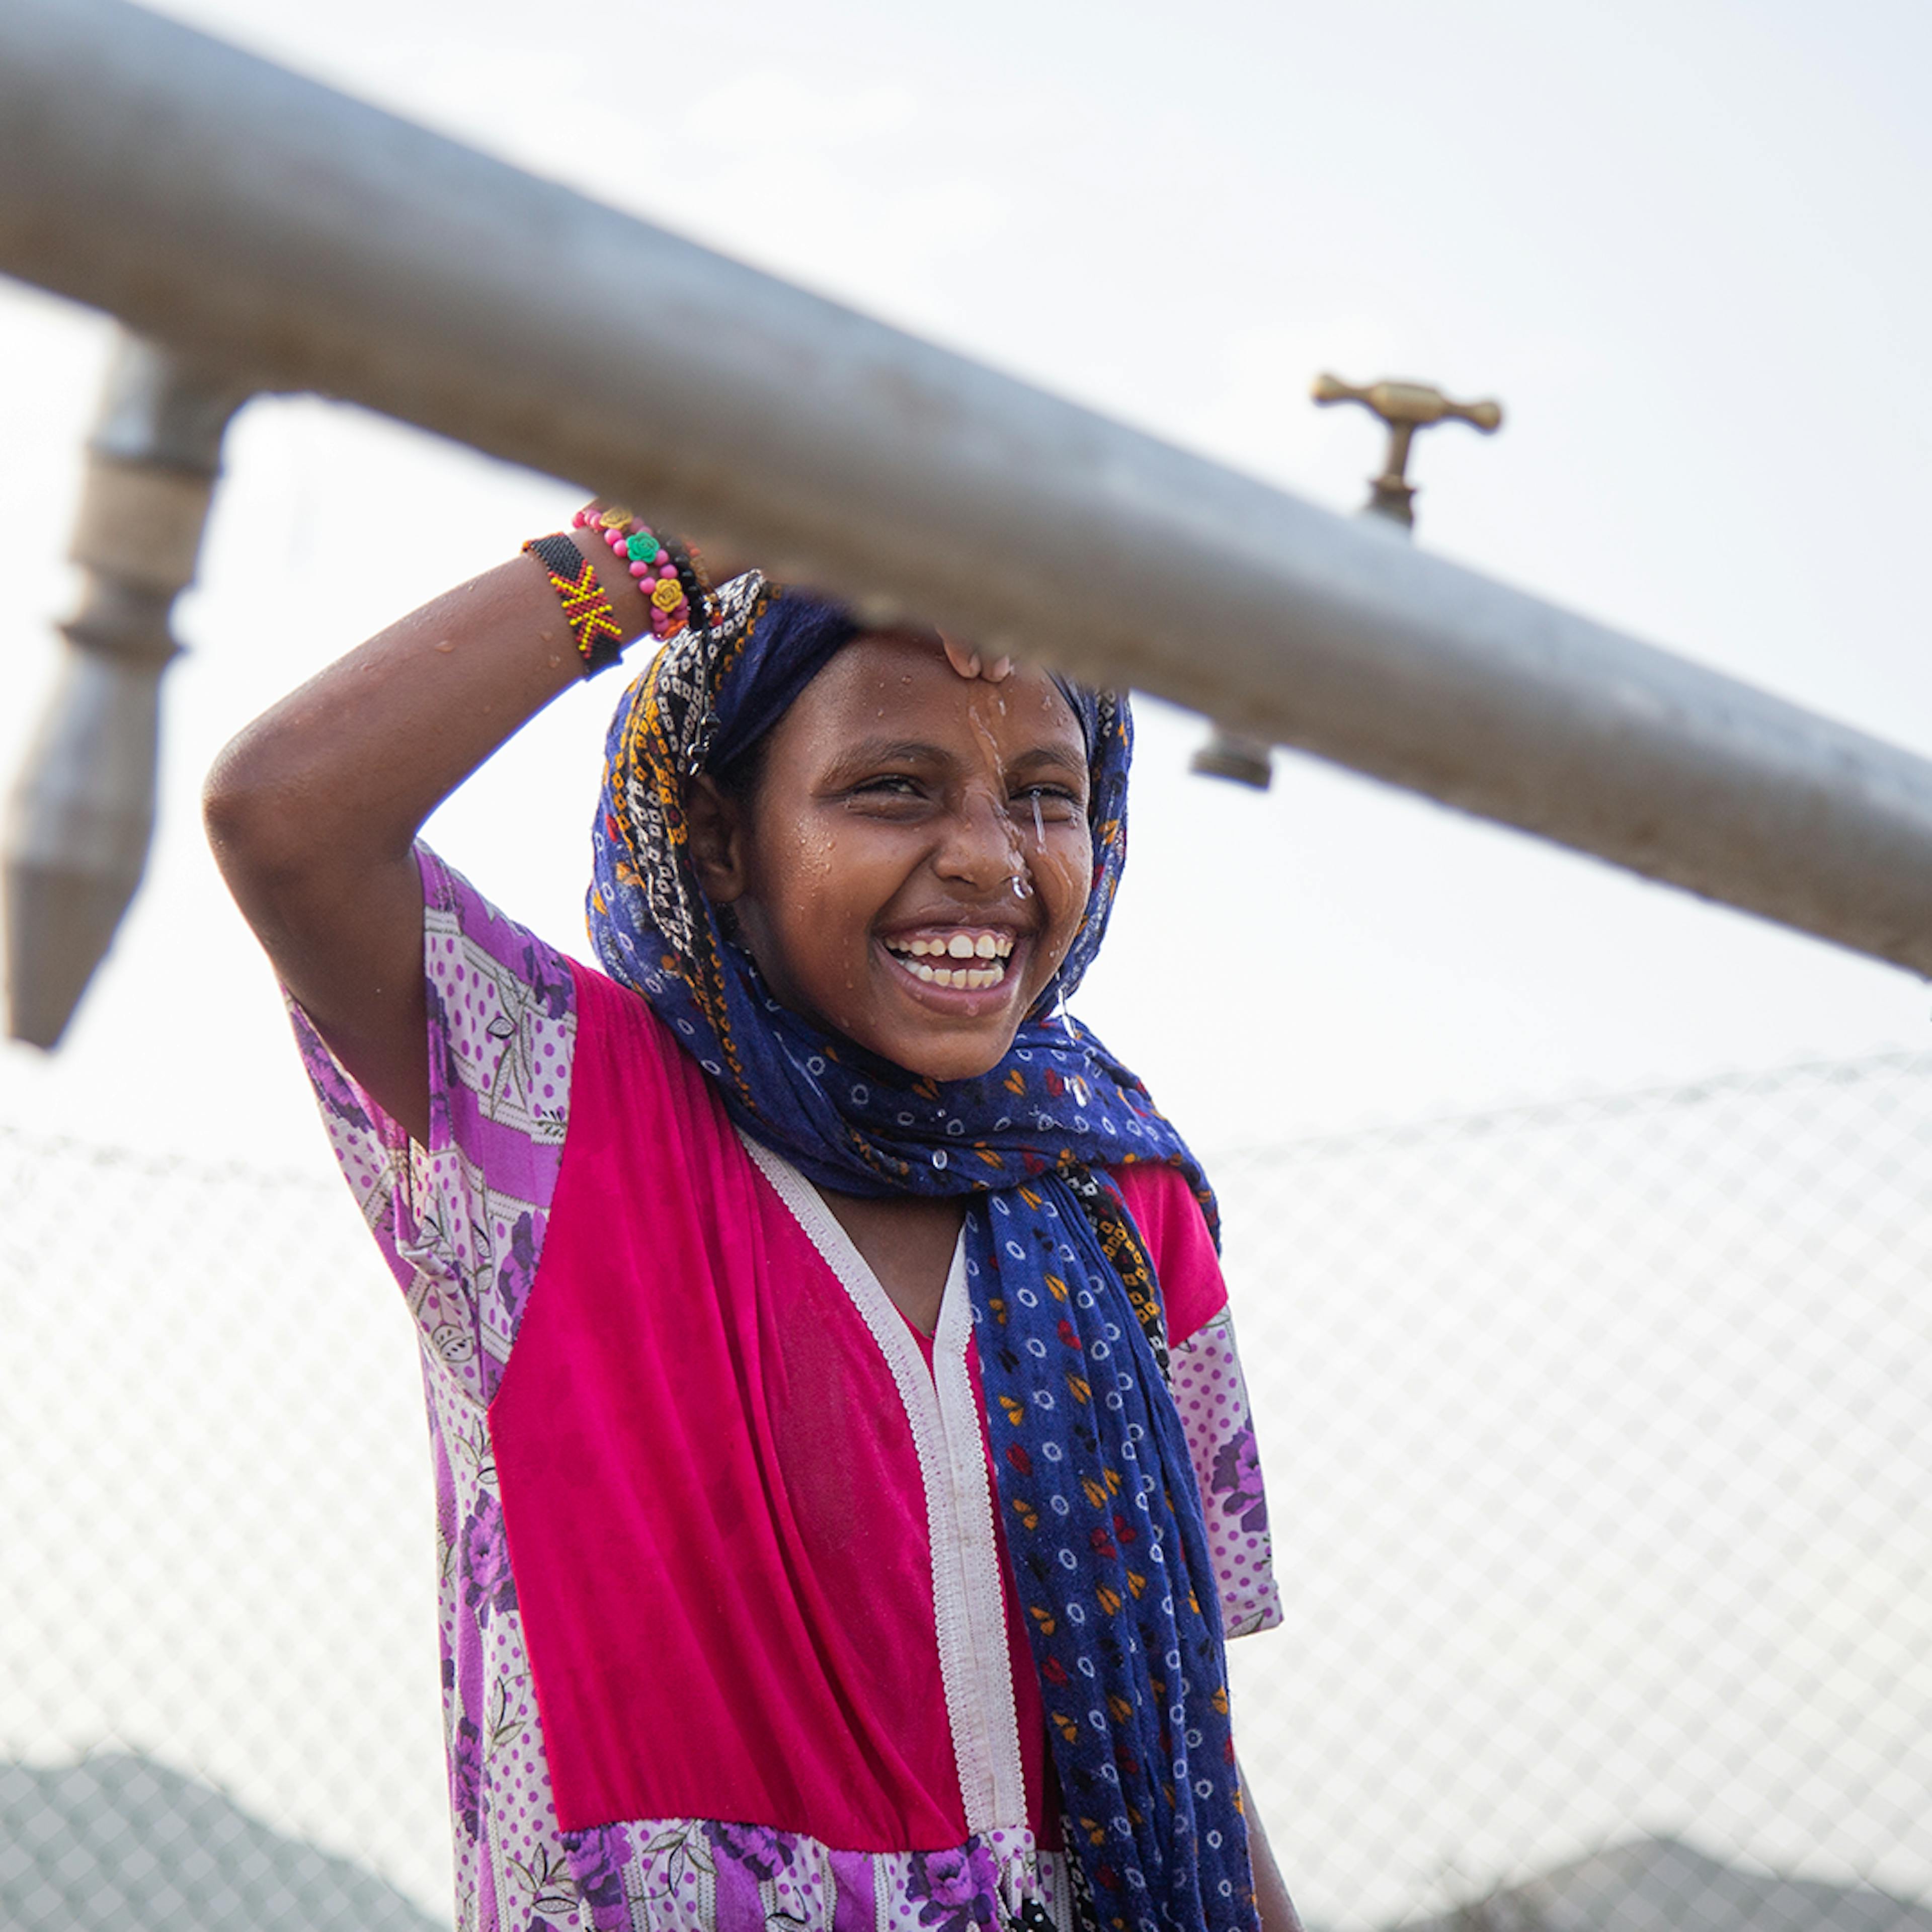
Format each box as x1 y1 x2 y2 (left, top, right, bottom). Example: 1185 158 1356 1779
825 738 1089 786
1003 745 1087 778
828 738 951 775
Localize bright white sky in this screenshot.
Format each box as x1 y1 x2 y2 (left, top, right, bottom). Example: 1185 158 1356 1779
2 0 1928 1166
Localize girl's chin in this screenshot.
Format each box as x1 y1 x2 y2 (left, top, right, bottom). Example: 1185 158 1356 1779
844 1024 1017 1086
754 986 1021 1085
895 1044 1013 1083
789 943 1052 1083
837 1010 1024 1086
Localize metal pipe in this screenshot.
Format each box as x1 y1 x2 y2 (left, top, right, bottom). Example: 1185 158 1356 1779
4 332 245 1045
2 0 1929 975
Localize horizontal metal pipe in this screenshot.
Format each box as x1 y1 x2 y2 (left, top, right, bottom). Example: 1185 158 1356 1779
3 0 1929 974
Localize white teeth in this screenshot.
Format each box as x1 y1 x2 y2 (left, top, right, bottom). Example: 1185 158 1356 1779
887 932 1017 972
895 956 1008 990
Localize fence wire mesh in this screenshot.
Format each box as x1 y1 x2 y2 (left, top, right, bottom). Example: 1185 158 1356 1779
2 1050 1929 1930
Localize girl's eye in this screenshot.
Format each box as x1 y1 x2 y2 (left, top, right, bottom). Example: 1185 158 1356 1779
1013 783 1083 819
850 774 926 800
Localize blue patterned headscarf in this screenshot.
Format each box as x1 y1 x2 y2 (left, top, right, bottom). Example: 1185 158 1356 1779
588 575 1258 1932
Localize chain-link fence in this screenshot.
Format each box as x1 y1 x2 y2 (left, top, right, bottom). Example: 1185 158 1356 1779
0 1124 448 1928
1215 1052 1932 1932
3 1052 1929 1929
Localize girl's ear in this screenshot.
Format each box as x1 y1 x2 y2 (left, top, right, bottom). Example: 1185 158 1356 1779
686 773 749 903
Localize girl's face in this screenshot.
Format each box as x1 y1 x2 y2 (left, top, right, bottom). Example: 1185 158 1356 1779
694 632 1094 1082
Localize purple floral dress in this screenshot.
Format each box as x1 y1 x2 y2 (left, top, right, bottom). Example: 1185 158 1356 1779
294 849 1280 1932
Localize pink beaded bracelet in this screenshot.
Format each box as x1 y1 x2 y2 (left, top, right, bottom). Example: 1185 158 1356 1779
570 505 711 641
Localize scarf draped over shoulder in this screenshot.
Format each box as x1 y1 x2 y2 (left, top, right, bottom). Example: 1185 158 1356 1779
587 574 1258 1932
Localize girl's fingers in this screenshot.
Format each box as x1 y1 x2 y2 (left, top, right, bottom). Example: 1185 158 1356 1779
940 635 1014 683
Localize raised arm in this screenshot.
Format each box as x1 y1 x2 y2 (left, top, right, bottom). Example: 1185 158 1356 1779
202 523 680 1142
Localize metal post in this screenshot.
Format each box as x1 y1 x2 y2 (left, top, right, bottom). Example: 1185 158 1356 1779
4 332 245 1045
2 0 1930 981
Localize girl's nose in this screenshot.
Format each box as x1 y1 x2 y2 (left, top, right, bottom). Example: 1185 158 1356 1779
933 786 1022 891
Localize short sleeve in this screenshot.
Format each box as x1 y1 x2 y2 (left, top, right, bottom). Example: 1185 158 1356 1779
289 844 577 1406
1116 1163 1282 1640
1169 1310 1281 1638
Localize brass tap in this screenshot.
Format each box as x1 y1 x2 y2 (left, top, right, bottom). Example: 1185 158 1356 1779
1189 370 1505 789
1311 373 1503 528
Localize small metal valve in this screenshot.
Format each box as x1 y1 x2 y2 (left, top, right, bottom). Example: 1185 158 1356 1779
1188 728 1274 789
1311 372 1503 529
1190 370 1504 789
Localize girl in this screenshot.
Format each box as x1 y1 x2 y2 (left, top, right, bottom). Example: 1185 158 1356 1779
205 507 1296 1932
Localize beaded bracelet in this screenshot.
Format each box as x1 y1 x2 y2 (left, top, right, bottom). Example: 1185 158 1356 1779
572 505 713 641
521 533 629 676
573 504 703 638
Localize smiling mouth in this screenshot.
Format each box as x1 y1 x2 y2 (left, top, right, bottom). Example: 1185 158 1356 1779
882 929 1016 992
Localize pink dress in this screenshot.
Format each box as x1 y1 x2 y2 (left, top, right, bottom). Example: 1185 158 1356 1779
295 848 1280 1932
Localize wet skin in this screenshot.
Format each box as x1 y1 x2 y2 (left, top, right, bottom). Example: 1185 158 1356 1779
687 631 1093 1330
688 631 1092 1086
207 565 1299 1924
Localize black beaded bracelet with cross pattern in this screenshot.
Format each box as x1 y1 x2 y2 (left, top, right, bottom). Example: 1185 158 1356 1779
521 532 630 677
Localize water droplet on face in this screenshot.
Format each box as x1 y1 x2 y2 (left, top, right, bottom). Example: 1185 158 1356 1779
1031 794 1045 846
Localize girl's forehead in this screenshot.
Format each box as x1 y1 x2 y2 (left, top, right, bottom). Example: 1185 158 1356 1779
798 631 1083 745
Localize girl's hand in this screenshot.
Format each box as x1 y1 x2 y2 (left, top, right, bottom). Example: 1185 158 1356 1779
939 635 1014 683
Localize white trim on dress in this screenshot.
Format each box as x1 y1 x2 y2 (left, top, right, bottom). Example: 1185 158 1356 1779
739 1133 1028 1837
